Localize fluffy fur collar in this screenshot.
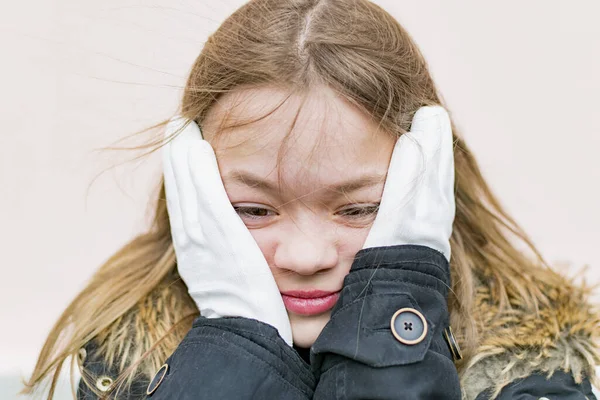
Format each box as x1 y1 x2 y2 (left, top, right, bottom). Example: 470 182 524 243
460 273 600 399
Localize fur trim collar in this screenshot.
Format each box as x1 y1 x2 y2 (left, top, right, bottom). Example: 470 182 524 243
460 274 600 399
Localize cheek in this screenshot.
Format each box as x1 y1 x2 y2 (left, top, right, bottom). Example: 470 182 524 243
246 228 278 263
337 226 371 262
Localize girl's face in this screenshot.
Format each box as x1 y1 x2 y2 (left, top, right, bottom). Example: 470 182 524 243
202 85 395 348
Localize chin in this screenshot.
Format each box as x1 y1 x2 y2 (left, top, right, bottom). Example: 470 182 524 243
289 311 332 348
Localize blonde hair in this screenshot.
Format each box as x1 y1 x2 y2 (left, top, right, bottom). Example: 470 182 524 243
23 0 573 397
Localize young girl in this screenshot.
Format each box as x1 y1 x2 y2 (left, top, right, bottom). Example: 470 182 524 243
24 0 600 399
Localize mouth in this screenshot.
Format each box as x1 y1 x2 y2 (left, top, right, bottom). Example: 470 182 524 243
280 290 341 316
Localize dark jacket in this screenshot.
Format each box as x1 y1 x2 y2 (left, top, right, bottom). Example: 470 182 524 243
77 245 598 399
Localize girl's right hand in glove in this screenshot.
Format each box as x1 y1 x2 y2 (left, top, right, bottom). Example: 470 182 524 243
162 116 294 347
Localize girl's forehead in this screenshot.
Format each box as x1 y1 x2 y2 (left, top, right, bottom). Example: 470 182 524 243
203 85 394 166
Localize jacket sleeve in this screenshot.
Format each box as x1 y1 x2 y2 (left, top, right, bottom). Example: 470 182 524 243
77 318 314 399
475 370 598 400
144 316 315 400
309 244 462 399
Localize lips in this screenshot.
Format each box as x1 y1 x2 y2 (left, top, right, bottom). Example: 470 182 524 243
280 290 341 316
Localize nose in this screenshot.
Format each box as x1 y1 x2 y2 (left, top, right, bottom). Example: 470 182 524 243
273 224 339 276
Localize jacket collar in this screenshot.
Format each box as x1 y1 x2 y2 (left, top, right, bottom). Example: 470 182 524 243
93 268 600 400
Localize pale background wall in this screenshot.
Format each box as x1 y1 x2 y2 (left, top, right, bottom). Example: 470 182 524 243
1 0 599 398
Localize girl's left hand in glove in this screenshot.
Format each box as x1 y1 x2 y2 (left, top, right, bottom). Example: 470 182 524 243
362 105 455 262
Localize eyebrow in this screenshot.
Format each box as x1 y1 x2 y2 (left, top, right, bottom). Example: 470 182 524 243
223 171 386 194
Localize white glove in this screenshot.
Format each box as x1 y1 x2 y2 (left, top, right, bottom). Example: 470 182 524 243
363 106 455 262
162 116 294 346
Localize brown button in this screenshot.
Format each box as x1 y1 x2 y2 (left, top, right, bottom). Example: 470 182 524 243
390 307 428 345
77 348 87 363
95 376 113 392
444 326 463 361
146 363 169 395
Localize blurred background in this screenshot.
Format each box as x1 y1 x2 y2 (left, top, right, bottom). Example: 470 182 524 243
1 0 599 398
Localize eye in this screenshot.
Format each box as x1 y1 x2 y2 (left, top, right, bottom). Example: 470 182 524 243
233 205 276 220
336 203 380 220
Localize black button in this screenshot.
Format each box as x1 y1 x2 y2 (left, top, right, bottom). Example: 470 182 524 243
146 364 169 396
390 308 428 345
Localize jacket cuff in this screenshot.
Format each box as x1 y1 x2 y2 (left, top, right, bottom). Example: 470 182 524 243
310 245 454 371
